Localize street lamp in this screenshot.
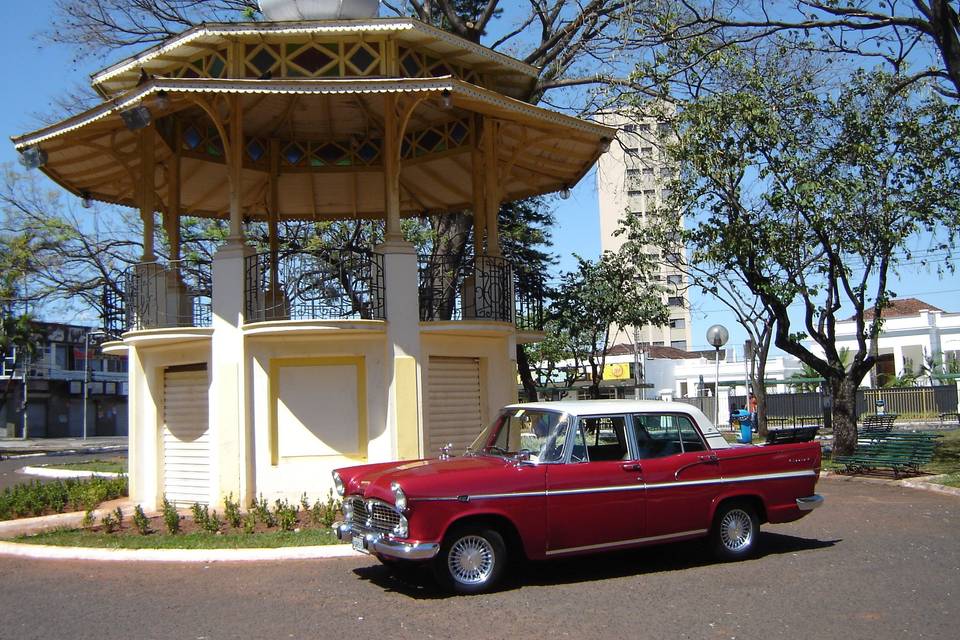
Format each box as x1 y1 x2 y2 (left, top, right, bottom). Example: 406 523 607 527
706 324 729 425
83 330 106 440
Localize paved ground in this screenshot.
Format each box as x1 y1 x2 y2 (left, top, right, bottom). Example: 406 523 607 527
0 478 956 640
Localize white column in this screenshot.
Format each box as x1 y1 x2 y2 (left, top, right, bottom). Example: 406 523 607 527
209 241 255 506
893 345 906 377
375 240 422 461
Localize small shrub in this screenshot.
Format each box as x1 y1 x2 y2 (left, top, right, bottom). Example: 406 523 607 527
274 499 299 532
162 498 180 534
113 506 124 528
101 512 118 533
311 490 342 527
300 492 311 512
132 505 151 535
0 476 127 522
81 509 95 528
205 509 223 533
243 512 256 534
223 494 242 529
190 502 210 529
251 495 276 528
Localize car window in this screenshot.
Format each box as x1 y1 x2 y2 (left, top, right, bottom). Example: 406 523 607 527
576 415 629 462
631 414 701 458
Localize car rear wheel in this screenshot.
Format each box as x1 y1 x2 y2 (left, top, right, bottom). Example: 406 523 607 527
434 526 507 594
710 502 760 561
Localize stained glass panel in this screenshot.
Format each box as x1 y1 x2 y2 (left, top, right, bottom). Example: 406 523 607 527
291 46 334 74
182 126 202 150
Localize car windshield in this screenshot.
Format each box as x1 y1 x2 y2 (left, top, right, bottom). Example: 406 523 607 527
467 408 570 463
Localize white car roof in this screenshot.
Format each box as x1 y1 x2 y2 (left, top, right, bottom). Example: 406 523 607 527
504 399 731 450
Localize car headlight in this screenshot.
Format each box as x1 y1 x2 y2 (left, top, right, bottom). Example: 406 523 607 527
332 471 345 497
391 482 407 512
393 514 409 538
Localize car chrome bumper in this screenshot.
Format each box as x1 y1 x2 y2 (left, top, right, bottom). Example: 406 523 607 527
796 494 825 511
333 521 439 561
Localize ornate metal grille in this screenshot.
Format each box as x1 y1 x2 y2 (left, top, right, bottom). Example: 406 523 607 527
418 254 513 323
123 260 212 331
514 267 546 332
244 249 385 322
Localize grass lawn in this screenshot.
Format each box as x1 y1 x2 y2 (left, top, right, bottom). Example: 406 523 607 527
17 527 344 549
43 459 127 474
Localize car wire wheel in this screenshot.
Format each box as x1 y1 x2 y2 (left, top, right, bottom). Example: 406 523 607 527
447 534 496 585
719 507 754 552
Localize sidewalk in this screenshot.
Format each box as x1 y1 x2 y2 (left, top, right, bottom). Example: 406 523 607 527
0 437 127 458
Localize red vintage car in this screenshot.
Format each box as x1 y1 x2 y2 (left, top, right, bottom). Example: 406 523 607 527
333 400 823 593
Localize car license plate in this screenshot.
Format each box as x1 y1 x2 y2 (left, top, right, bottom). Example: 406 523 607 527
352 535 368 553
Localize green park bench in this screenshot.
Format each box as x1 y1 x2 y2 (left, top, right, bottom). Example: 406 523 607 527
765 425 820 444
939 411 960 427
833 432 941 477
859 413 897 433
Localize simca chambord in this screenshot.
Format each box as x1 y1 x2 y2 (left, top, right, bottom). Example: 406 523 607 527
333 400 824 593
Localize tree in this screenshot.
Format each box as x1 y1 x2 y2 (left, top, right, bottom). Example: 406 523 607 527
632 0 960 98
552 252 669 399
654 57 960 455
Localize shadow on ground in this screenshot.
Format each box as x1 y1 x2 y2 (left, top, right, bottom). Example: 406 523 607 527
352 532 839 599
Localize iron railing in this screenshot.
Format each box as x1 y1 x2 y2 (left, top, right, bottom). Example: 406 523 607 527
244 249 385 322
514 267 546 332
419 254 513 323
122 260 212 331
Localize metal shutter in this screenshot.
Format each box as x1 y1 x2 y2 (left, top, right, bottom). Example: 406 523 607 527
426 357 483 457
162 365 210 505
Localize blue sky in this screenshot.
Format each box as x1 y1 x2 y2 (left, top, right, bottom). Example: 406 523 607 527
3 2 958 351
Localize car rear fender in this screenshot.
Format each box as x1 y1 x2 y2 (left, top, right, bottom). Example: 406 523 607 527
709 493 768 526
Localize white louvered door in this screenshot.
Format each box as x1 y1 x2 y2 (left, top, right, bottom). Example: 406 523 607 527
426 357 483 457
162 365 210 505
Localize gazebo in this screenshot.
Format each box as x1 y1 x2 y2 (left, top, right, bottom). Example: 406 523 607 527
12 1 613 507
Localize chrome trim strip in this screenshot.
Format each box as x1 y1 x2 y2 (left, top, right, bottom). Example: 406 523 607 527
412 469 817 502
545 529 708 556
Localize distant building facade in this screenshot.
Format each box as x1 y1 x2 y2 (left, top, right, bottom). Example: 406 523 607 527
597 110 692 350
0 322 128 438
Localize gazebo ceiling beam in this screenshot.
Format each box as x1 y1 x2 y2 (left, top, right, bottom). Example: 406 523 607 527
415 163 470 202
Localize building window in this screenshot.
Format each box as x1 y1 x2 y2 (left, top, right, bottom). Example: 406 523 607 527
625 147 638 155
666 252 682 263
666 274 682 285
669 318 686 329
640 147 653 157
653 341 664 346
657 122 672 136
622 124 636 133
627 189 643 197
642 167 654 175
626 168 641 176
668 296 685 307
671 340 687 350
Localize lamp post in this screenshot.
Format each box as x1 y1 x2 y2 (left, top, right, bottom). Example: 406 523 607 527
83 330 106 440
706 324 729 425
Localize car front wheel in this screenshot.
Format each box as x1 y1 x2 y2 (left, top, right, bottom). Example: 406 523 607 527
710 502 760 561
434 526 507 594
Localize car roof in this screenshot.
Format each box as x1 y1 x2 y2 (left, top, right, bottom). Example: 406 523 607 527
504 399 731 449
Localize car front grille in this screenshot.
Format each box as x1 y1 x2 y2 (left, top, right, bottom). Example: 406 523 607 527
346 496 400 534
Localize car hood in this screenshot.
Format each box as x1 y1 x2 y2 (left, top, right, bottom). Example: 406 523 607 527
341 455 545 503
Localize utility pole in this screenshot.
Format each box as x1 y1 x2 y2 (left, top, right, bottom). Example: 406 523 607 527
83 330 106 440
21 350 29 439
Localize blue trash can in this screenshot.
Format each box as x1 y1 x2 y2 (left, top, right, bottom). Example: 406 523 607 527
731 409 753 444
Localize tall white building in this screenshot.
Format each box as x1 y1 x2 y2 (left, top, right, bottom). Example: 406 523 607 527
597 111 692 350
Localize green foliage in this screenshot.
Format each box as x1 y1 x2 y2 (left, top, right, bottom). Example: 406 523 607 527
223 494 242 529
250 495 276 528
81 510 94 528
0 476 128 521
548 252 669 397
100 512 118 533
243 512 256 534
190 503 209 529
132 505 150 535
309 491 342 527
113 506 124 528
205 510 223 533
273 499 299 532
161 498 180 534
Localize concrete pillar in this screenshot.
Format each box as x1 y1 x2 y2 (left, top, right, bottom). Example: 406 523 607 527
717 385 732 427
127 346 160 510
375 240 422 461
893 345 905 378
209 241 255 506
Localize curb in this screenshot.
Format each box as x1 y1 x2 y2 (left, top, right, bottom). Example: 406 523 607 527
17 466 124 480
0 445 127 459
821 471 960 496
0 540 360 562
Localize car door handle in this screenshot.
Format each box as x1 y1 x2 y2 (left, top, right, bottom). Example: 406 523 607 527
698 454 719 464
621 462 642 472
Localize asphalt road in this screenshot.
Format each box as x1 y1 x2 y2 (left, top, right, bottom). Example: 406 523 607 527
0 478 956 640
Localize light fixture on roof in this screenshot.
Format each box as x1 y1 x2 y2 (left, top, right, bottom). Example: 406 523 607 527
257 0 380 20
599 137 612 153
154 90 170 111
440 89 453 110
18 145 47 169
559 186 571 200
120 105 153 131
80 191 93 209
